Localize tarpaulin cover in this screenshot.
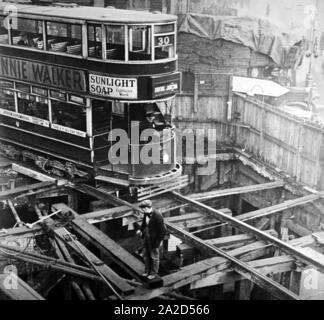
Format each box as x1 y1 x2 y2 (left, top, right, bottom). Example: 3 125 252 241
178 13 302 66
233 76 290 97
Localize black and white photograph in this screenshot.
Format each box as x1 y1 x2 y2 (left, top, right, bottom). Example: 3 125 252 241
0 0 324 305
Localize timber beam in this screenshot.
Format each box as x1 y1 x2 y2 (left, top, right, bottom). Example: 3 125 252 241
235 194 319 222
11 163 57 182
53 203 145 281
190 181 285 201
0 225 43 239
170 192 324 275
0 243 104 283
190 232 324 290
190 194 319 237
72 184 134 208
0 181 56 201
127 256 230 300
54 227 134 295
178 230 277 256
190 256 295 290
166 221 299 300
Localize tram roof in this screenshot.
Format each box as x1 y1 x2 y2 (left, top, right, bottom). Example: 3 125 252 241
0 2 177 24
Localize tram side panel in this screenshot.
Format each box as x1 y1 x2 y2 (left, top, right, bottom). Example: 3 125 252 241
0 115 93 164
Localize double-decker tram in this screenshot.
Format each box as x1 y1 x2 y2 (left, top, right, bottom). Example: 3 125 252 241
0 2 181 186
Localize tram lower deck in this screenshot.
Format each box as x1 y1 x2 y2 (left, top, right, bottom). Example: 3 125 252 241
0 87 181 185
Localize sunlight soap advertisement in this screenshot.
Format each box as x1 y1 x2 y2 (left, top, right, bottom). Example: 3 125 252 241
89 74 138 99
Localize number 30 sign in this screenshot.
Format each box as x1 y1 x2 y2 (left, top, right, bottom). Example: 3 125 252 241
155 36 173 47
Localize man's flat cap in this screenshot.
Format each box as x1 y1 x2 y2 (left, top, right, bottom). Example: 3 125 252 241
139 200 152 208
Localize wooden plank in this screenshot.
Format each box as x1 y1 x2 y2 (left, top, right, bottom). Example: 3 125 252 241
178 232 321 293
191 256 295 290
227 241 273 262
82 197 177 225
82 205 135 224
235 194 320 222
191 235 321 290
166 213 205 223
187 194 317 237
11 163 57 182
71 217 144 281
73 184 133 208
173 217 220 230
0 225 43 239
0 181 56 201
127 256 229 300
54 227 134 295
286 220 312 237
0 242 103 283
53 237 86 301
295 125 304 182
297 247 324 265
16 185 68 200
138 177 189 201
166 209 231 225
95 175 130 187
0 274 45 300
206 230 277 249
190 181 284 201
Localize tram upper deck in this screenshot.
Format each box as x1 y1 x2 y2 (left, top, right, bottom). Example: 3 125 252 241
0 2 177 67
0 2 180 100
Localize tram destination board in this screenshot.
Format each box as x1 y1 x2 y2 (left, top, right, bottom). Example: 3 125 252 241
150 72 181 98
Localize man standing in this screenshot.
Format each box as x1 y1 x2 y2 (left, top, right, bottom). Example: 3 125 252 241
137 200 166 280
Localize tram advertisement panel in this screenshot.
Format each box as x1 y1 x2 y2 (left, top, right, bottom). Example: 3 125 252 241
89 74 138 99
0 56 86 92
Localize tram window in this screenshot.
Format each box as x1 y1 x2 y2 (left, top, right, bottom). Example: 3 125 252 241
0 88 15 111
32 86 48 97
47 21 67 38
17 94 49 120
16 83 30 93
105 25 125 60
46 22 82 55
12 18 43 49
129 26 151 61
88 25 102 59
50 90 66 101
92 99 111 132
51 100 86 131
154 34 175 60
155 24 174 34
0 16 8 44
